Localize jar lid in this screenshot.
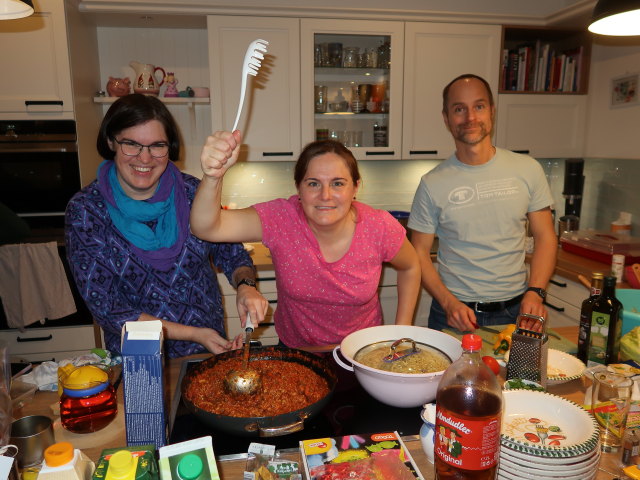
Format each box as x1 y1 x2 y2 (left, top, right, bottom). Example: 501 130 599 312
44 442 74 467
62 365 110 397
177 453 203 480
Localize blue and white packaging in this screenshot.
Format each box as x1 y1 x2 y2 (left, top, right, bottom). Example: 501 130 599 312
121 320 167 448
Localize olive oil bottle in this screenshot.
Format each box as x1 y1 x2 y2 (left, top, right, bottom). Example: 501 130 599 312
577 273 604 364
588 275 623 366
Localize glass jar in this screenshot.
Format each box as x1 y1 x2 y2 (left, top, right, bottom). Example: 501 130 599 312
59 365 117 434
342 47 359 68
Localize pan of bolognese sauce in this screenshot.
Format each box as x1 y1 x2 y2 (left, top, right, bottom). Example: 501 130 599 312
180 345 338 437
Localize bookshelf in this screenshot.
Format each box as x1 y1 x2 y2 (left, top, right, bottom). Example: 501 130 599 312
500 26 593 95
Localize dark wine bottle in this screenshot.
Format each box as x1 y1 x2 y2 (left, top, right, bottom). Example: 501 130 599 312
577 273 604 364
588 275 623 366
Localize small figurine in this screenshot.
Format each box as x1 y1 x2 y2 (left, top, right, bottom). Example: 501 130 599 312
163 72 179 98
106 77 131 97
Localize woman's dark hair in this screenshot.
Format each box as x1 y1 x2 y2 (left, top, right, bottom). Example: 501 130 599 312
96 93 181 161
442 73 494 114
294 140 361 188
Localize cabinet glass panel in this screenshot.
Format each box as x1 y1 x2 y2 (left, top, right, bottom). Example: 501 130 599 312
313 33 390 148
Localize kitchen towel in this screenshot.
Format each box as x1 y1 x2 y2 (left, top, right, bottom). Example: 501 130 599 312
0 242 76 329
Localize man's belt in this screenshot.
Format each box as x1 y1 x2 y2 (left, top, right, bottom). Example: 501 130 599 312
465 293 524 313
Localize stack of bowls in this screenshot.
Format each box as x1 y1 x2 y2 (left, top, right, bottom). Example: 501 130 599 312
499 390 600 480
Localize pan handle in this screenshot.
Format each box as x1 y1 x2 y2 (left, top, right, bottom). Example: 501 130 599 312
258 416 306 437
332 346 354 372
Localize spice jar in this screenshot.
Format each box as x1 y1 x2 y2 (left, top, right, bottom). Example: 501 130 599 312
59 365 117 434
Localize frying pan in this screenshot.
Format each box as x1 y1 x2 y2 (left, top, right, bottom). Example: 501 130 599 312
180 346 338 437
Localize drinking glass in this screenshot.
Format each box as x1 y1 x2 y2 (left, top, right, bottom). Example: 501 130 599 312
314 85 328 113
342 47 359 68
358 84 372 113
328 42 343 67
591 371 633 451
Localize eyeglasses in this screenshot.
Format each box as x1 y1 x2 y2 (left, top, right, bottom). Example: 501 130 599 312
114 139 169 158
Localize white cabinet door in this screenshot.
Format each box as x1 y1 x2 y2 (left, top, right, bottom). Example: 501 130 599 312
495 94 587 158
300 19 404 160
402 23 501 160
208 16 300 162
0 0 73 119
544 275 588 328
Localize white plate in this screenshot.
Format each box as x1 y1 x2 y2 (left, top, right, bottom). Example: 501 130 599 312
501 390 599 457
547 349 586 385
499 446 600 473
498 463 598 480
500 439 599 465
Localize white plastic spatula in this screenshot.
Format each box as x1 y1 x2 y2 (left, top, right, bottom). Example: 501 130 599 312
231 39 269 131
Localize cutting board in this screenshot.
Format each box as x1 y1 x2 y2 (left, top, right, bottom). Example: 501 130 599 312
443 324 577 358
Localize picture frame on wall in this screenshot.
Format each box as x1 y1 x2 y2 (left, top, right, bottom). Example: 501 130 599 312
611 73 638 108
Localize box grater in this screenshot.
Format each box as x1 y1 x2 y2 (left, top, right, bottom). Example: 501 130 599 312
506 313 548 388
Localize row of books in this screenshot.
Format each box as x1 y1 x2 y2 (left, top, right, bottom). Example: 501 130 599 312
501 41 585 93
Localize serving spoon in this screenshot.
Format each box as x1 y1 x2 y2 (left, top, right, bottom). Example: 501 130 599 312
224 313 262 395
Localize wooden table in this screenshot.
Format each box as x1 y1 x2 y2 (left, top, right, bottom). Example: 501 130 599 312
13 326 624 479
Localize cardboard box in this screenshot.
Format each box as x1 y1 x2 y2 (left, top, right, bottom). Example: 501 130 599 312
121 320 167 448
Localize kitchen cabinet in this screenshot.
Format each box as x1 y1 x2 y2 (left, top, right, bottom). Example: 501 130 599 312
544 274 587 328
218 270 279 346
0 0 73 118
402 22 501 160
207 16 301 162
495 94 587 158
301 19 404 160
379 267 431 327
0 325 99 363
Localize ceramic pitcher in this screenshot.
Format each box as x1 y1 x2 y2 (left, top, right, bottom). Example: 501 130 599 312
129 61 166 96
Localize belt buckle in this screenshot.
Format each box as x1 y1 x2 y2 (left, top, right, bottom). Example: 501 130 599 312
474 302 484 312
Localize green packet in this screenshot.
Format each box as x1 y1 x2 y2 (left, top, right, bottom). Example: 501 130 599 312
92 444 159 480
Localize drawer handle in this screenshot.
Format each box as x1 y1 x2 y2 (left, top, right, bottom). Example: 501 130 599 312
365 151 395 156
268 300 278 305
25 100 63 106
258 277 276 282
262 152 293 157
512 149 530 154
409 150 438 155
543 301 564 312
549 279 567 288
17 334 53 342
260 322 275 327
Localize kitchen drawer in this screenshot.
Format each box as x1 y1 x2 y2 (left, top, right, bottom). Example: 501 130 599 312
547 275 588 309
0 325 97 359
217 270 277 296
10 349 94 364
545 294 581 328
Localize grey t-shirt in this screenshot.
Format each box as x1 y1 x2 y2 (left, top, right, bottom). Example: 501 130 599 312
408 148 553 302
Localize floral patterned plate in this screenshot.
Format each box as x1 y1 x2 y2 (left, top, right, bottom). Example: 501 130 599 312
500 390 599 457
500 444 600 472
547 349 586 385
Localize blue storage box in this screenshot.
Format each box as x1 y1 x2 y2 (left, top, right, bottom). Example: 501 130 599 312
618 289 640 336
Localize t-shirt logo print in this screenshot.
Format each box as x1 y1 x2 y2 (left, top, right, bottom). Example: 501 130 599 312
448 186 475 205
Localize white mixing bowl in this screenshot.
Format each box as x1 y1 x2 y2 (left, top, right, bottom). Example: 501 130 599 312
333 325 462 408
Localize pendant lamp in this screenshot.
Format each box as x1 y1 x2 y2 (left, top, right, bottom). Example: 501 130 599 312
588 0 640 36
0 0 33 20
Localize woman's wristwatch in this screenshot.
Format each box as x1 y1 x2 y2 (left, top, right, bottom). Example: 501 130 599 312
237 278 257 289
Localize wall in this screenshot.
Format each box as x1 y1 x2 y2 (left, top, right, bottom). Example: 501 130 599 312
584 38 640 159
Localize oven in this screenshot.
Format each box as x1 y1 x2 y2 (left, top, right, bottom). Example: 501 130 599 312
0 120 81 230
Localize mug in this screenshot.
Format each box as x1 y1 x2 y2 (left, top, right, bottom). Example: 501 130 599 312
9 415 55 468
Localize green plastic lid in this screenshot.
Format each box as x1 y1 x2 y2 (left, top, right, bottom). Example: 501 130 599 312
177 454 203 480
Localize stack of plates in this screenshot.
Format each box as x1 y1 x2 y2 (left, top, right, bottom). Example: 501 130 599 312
499 390 601 480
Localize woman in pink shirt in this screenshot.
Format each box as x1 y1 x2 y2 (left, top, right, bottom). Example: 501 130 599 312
191 131 421 349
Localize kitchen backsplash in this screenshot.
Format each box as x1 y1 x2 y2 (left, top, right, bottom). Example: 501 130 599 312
217 157 640 236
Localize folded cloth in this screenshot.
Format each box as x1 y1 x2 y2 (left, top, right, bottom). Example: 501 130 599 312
0 242 76 329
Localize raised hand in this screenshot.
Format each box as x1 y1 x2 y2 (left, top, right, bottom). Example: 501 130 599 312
200 130 243 180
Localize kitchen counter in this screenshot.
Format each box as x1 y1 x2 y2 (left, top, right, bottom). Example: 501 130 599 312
12 326 623 480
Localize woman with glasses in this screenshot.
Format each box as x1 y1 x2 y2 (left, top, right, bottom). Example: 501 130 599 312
65 94 268 358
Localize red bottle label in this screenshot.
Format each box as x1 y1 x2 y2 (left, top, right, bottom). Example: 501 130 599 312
435 405 500 471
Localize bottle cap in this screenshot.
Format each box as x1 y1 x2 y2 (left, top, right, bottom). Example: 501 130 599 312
106 450 138 480
461 333 482 351
177 453 204 480
44 442 74 467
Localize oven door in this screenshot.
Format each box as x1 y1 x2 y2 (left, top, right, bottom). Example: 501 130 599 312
0 141 81 227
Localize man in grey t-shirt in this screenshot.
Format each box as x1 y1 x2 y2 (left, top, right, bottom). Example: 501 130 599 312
408 74 557 331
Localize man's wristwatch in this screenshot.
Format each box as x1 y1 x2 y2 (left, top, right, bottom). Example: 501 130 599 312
525 287 547 300
237 278 257 289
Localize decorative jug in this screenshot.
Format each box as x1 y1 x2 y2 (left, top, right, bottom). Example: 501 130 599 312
129 61 166 96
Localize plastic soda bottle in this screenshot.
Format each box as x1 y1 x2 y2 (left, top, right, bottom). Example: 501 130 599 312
434 333 502 479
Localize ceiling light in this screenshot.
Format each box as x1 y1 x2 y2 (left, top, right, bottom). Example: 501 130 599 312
588 0 640 36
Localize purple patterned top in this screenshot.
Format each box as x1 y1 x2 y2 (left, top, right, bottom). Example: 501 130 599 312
65 172 253 358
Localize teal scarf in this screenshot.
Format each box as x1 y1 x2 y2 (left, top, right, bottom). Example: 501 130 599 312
104 162 178 251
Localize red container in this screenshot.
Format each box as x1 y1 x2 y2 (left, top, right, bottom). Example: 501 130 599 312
560 230 640 265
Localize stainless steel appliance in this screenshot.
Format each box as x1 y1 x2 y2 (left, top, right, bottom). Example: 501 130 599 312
0 120 80 229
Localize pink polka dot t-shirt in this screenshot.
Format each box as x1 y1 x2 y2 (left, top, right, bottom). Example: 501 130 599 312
253 195 405 348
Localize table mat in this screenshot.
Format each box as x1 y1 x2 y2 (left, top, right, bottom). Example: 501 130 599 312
443 324 577 358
